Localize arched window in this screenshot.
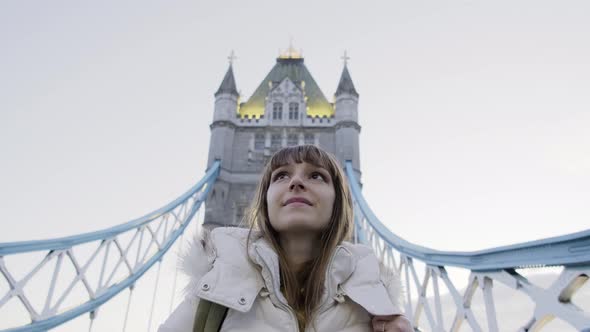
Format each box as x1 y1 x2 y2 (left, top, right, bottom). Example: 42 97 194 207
254 133 265 150
272 102 283 120
288 102 299 120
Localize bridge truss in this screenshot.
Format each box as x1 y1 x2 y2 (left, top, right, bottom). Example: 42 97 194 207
0 161 219 332
0 159 588 331
345 161 590 331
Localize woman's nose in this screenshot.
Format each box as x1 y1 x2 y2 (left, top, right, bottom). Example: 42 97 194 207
289 175 305 191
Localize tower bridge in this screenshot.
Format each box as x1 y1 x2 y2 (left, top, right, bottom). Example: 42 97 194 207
1 51 589 332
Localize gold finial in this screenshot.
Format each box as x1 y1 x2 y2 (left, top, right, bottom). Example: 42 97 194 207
228 50 237 65
279 37 303 59
341 50 350 66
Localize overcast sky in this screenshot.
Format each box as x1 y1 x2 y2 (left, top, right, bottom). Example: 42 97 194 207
1 1 589 330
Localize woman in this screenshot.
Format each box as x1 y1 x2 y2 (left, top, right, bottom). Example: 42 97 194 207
159 145 412 332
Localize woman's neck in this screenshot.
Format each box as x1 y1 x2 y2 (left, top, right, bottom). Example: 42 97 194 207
279 232 321 273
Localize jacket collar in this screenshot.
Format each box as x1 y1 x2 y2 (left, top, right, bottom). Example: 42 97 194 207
192 227 263 312
245 229 358 306
190 227 400 315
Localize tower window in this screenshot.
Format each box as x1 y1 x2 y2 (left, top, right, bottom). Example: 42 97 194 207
288 102 299 120
304 133 314 145
272 102 283 120
287 134 298 146
254 133 265 150
271 133 282 150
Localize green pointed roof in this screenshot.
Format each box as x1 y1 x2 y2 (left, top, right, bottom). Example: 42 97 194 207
239 57 333 118
335 65 358 97
215 64 238 97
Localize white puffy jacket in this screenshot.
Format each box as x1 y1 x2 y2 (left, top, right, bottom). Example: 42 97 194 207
158 227 403 332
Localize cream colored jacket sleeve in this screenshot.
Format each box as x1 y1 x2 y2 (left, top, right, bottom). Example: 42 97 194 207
157 298 198 332
159 230 212 332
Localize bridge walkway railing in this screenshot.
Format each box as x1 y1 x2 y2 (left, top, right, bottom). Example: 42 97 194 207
0 161 220 332
1 159 588 331
345 161 590 332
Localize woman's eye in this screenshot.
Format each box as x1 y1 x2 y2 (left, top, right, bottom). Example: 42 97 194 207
311 172 326 181
273 171 288 181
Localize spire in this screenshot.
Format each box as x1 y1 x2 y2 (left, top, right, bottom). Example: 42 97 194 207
335 64 358 97
215 52 239 97
278 37 303 59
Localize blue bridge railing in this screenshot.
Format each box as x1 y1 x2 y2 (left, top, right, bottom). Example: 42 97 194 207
0 161 220 332
345 161 590 331
1 159 588 331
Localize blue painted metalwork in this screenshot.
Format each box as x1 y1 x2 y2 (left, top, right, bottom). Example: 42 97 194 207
345 161 590 271
345 160 590 331
2 158 588 331
0 161 220 332
0 162 220 256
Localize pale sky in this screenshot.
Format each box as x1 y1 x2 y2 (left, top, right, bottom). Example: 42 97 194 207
1 1 589 330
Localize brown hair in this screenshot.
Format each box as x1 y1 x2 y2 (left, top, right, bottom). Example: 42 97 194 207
246 145 353 331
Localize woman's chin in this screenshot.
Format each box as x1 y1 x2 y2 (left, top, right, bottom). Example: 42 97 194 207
272 219 326 234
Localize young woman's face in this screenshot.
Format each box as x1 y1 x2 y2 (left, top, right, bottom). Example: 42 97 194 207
266 161 335 235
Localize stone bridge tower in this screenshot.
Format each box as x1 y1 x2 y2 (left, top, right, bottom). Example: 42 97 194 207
204 48 361 228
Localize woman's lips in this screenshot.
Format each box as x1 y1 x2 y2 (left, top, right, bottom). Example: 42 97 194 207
284 197 312 206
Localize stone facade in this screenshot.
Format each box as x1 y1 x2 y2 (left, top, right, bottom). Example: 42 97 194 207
204 54 361 228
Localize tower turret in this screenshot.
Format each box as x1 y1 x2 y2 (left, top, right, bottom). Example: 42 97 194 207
213 64 239 121
204 59 240 228
208 62 238 169
335 63 359 121
334 56 361 175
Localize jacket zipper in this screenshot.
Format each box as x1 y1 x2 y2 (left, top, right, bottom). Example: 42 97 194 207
256 246 300 332
315 247 343 317
256 246 347 331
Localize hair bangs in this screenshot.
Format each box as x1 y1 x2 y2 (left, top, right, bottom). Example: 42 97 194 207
268 145 336 176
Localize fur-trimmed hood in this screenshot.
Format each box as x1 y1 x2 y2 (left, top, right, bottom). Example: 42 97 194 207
178 227 403 315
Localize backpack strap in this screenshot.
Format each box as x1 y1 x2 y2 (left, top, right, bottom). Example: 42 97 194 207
193 299 229 332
